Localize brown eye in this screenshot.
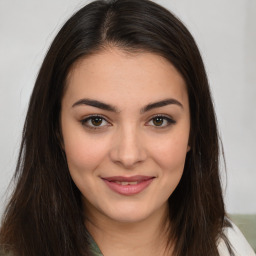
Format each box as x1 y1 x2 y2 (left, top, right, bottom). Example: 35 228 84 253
81 115 110 129
91 117 103 126
152 117 164 126
147 115 176 128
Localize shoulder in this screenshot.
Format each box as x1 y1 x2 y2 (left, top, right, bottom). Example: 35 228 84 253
218 220 256 256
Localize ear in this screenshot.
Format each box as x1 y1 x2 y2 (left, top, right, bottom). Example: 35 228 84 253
187 145 191 152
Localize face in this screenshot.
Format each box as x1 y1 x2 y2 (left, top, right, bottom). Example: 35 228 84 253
61 48 190 225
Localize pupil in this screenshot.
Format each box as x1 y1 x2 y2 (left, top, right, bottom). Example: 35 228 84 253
153 117 163 126
92 117 102 126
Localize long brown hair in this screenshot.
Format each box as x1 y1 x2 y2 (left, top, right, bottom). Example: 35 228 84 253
0 0 233 255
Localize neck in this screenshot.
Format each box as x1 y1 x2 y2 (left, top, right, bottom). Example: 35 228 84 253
85 203 173 256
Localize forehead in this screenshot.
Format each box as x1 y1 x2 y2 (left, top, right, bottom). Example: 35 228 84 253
64 48 188 108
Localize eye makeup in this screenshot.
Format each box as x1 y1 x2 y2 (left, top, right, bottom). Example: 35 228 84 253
80 113 176 131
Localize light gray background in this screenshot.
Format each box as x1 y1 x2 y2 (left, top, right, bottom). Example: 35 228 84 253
0 0 255 217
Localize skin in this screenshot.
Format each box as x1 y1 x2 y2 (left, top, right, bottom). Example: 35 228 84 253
61 47 190 256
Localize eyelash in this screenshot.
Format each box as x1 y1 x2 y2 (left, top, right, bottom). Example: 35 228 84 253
80 114 110 130
80 114 176 130
146 114 176 128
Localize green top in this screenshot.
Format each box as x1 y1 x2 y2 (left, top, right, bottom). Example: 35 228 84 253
88 234 104 256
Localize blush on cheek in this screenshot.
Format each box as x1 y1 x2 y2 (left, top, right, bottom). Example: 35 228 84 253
154 138 188 158
152 141 188 174
64 133 110 174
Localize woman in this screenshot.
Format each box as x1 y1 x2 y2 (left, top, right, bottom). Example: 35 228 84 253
0 0 254 255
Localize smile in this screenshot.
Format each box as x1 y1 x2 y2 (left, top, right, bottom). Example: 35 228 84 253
114 181 139 185
101 175 155 196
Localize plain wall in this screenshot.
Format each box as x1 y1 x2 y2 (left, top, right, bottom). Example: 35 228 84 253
0 0 255 218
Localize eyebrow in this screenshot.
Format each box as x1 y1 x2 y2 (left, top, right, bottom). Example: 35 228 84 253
72 98 119 112
141 98 183 113
72 98 183 113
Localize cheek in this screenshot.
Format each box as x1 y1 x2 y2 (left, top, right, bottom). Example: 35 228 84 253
152 133 188 198
62 128 110 199
62 122 109 174
149 130 189 171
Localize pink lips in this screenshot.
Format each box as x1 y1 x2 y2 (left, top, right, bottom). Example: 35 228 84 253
102 175 155 195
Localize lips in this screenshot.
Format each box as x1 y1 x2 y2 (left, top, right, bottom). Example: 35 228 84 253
101 175 155 195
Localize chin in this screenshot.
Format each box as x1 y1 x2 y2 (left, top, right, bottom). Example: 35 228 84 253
108 211 151 224
103 202 163 224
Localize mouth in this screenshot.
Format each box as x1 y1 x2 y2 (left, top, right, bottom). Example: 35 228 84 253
101 175 155 195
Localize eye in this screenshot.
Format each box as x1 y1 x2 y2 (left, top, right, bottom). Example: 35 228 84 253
147 115 176 128
81 115 110 129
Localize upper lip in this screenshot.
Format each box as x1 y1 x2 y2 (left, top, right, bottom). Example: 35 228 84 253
101 175 155 182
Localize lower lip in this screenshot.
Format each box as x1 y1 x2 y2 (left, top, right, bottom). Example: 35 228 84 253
102 178 154 196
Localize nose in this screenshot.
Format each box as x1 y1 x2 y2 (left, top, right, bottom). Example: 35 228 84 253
109 126 147 169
